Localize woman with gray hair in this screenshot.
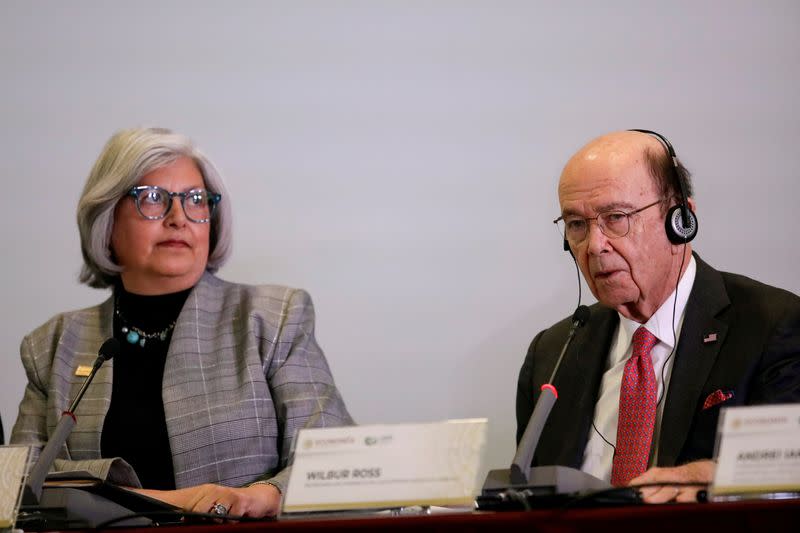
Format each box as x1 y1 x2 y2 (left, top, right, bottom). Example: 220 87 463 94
10 127 352 518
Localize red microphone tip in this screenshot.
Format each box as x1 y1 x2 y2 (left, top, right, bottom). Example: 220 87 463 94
540 383 558 399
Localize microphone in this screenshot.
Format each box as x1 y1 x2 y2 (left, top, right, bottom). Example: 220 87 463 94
24 338 120 504
510 305 590 484
18 338 180 529
480 305 610 504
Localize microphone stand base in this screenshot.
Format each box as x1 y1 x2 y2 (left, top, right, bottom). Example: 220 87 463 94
477 466 637 511
483 465 609 495
18 487 152 529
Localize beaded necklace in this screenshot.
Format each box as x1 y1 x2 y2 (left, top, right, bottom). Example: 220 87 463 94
114 295 176 347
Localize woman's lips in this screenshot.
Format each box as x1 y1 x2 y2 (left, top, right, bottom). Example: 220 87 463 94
158 239 190 248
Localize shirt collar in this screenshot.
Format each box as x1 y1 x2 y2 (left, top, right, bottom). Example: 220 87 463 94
617 255 697 350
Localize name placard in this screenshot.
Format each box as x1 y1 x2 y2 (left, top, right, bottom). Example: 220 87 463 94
711 404 800 499
281 419 487 514
0 446 31 528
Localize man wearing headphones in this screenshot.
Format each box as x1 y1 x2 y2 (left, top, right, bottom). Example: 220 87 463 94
516 130 800 503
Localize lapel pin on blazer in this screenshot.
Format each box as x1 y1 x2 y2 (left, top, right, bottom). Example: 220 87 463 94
703 332 718 343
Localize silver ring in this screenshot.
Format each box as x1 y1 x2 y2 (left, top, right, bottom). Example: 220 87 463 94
211 503 229 516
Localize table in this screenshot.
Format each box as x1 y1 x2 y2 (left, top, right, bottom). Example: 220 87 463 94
106 498 799 533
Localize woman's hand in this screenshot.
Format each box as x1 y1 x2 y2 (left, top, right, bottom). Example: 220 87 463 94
136 482 281 518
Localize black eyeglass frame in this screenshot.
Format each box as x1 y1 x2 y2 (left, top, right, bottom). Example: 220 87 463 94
127 185 222 224
553 199 663 244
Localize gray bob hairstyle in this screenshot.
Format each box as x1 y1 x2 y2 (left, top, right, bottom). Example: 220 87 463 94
77 127 233 288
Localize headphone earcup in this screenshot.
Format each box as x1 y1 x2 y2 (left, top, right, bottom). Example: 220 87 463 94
665 204 698 244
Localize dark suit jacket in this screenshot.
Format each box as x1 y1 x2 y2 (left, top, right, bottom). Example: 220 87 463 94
516 254 800 469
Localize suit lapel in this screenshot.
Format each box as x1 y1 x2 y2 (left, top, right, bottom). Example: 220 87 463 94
162 273 224 487
536 306 619 467
658 255 730 466
60 296 114 458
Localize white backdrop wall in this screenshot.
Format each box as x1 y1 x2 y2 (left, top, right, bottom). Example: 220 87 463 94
1 1 798 481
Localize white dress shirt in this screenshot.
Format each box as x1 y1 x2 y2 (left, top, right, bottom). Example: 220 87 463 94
580 256 697 481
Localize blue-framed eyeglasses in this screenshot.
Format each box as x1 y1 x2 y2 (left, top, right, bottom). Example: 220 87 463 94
127 186 221 223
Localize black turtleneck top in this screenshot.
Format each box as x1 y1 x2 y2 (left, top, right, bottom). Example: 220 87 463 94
101 284 191 490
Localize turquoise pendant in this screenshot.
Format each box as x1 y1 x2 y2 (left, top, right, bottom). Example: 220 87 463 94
126 330 140 345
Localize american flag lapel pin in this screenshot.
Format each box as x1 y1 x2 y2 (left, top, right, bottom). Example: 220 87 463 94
703 332 718 343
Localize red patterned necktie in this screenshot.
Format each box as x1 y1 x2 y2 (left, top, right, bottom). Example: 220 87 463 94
611 326 658 486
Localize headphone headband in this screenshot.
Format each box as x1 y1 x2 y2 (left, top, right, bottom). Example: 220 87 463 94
627 129 687 210
627 128 697 244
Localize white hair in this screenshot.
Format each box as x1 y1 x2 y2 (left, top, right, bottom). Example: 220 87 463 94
77 127 233 288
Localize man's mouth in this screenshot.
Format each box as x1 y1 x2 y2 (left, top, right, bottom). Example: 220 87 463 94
594 269 623 280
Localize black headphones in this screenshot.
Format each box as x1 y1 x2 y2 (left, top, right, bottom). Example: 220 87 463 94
561 129 698 251
628 129 698 244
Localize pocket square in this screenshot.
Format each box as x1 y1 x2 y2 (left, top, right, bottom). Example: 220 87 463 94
702 389 734 410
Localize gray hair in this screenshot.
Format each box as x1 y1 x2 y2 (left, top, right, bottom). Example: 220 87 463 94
77 127 233 288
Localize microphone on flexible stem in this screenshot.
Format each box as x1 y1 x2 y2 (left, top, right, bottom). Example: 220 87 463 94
510 305 590 484
19 338 178 529
23 338 120 505
480 305 610 504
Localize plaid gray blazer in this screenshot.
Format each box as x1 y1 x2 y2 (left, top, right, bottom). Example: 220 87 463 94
10 272 353 493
